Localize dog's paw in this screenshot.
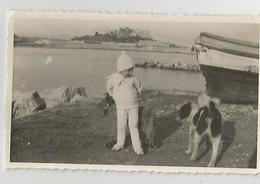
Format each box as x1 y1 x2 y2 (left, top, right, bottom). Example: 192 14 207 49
112 144 124 151
185 149 192 154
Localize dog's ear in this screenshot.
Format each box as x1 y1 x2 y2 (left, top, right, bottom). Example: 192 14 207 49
179 102 192 119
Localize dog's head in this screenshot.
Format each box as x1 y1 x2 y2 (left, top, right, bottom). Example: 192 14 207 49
197 93 220 108
176 102 192 121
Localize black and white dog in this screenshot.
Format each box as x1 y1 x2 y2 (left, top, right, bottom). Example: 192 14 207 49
177 94 222 167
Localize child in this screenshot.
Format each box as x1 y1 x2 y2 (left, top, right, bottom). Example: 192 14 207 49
106 51 144 155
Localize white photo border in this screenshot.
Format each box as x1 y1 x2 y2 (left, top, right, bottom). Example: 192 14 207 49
5 11 260 174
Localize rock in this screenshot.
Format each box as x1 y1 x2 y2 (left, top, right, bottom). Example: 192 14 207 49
12 91 46 118
156 63 163 68
11 100 16 119
150 62 157 68
31 91 46 112
61 87 87 103
135 63 143 67
181 63 188 70
38 86 88 107
143 62 149 68
135 59 201 72
12 87 87 118
164 63 172 69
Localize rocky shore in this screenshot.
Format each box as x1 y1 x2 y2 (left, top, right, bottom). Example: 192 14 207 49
10 89 257 168
135 59 201 72
12 87 88 119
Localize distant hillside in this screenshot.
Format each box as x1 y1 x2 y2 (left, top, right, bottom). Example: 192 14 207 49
13 32 189 53
14 34 66 47
71 27 153 43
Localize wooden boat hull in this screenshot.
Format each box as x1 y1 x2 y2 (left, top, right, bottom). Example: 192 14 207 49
200 64 258 103
195 33 259 103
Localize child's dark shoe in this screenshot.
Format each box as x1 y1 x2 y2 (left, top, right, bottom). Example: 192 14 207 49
150 141 158 149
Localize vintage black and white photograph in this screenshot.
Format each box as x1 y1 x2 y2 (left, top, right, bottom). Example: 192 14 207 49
6 12 259 172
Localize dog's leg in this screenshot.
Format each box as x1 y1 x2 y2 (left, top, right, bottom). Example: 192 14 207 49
190 132 202 161
208 136 221 167
186 127 195 154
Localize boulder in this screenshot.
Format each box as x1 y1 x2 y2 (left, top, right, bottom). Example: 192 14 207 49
39 86 88 107
12 91 46 118
31 91 46 112
61 87 87 103
12 87 88 118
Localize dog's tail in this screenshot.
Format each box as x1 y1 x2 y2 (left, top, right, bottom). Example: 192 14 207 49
197 93 221 110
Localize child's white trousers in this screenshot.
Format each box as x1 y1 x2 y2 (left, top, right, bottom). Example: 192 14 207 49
116 107 143 153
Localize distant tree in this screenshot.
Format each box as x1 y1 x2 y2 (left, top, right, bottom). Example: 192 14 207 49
71 27 154 43
71 35 79 41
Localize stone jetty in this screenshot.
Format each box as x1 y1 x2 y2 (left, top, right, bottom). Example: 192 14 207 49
135 60 201 72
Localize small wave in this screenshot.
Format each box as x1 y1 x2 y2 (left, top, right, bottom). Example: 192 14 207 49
45 56 53 65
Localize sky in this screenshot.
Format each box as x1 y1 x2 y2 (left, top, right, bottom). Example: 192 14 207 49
14 19 259 47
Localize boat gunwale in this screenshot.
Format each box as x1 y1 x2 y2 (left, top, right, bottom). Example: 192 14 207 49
200 32 259 48
196 43 259 59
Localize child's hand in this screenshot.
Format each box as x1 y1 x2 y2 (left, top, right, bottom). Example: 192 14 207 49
133 77 142 93
138 90 142 95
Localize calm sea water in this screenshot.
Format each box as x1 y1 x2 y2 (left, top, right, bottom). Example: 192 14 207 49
13 47 206 97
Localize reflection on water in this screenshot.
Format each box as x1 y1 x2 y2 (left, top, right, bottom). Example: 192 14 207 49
13 47 206 96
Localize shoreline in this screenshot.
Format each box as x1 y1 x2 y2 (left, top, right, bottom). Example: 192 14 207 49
14 45 193 55
135 61 200 72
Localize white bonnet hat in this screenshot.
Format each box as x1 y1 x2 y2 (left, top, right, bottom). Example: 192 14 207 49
117 51 135 72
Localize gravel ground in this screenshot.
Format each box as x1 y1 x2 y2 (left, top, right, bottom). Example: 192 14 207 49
10 90 257 168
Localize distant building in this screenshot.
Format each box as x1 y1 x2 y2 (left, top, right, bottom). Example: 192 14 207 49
101 42 136 49
130 29 137 37
34 39 50 45
138 40 170 49
71 40 85 44
136 29 151 38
